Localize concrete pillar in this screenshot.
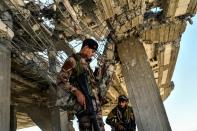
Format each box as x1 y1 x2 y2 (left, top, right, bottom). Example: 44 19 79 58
25 106 55 131
67 120 75 131
24 106 68 131
60 111 70 131
67 112 75 131
50 109 69 131
50 108 61 131
10 105 17 131
117 37 171 131
0 43 11 131
0 3 14 130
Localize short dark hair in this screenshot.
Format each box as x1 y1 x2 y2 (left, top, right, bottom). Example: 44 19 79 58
82 39 98 51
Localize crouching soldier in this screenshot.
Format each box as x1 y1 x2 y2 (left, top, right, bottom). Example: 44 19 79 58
106 95 136 131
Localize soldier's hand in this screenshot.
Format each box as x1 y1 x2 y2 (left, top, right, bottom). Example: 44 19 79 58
97 57 105 66
74 89 86 109
117 124 126 131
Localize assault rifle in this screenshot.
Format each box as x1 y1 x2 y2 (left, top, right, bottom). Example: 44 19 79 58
119 121 136 131
77 72 100 131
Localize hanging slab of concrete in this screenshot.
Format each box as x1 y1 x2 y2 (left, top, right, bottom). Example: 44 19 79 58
0 43 11 131
117 36 171 131
19 106 68 131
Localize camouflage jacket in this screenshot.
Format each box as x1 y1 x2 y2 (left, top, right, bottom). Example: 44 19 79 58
106 105 136 131
56 53 102 114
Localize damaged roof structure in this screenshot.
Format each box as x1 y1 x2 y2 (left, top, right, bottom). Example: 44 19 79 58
0 0 197 130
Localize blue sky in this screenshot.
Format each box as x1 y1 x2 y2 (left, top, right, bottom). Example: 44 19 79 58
164 15 197 131
17 15 197 131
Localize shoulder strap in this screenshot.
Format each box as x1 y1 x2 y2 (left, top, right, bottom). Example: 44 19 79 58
71 53 81 62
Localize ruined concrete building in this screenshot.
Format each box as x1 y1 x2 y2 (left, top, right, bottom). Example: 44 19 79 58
0 0 197 131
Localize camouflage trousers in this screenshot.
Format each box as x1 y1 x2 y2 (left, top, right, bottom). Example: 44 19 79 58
77 113 105 131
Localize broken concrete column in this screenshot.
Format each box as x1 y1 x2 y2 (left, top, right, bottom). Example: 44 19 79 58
117 36 171 131
59 111 70 131
23 106 68 131
0 3 14 130
0 43 11 131
67 112 75 131
24 106 52 131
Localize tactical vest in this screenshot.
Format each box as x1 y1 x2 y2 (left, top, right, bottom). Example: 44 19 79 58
56 53 98 112
69 53 94 96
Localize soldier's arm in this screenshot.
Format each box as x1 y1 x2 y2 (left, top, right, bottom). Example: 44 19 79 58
57 57 86 106
106 108 118 127
57 57 77 93
94 57 106 80
129 106 135 121
94 59 114 102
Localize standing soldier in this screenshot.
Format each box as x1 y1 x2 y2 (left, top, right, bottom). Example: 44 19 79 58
106 95 136 131
56 38 105 131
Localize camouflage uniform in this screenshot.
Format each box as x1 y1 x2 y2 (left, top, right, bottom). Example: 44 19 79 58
106 105 136 131
56 53 105 131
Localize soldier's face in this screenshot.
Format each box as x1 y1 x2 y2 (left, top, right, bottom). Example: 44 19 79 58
119 100 127 108
82 46 96 58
